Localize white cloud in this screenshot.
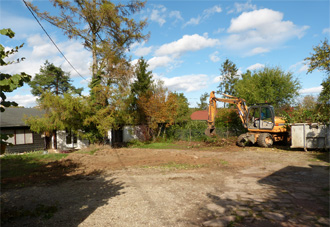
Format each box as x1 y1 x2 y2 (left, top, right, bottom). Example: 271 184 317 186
147 56 174 70
213 75 221 83
203 5 222 18
169 10 183 22
0 10 40 39
184 16 201 27
214 28 225 34
247 47 270 56
134 46 153 56
228 0 257 14
155 34 220 57
209 51 220 62
322 27 330 34
156 74 209 92
6 94 37 108
247 63 265 71
184 5 222 27
224 9 309 54
1 34 92 79
150 5 167 26
144 5 184 26
289 61 308 73
300 86 322 94
130 41 153 56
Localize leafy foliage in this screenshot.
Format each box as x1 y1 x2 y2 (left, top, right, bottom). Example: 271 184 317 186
27 0 148 92
304 38 330 76
131 57 153 99
1 28 31 144
234 67 301 108
217 59 239 100
137 81 178 139
172 92 190 124
0 28 31 112
129 57 154 123
303 38 330 123
25 92 88 135
85 58 135 142
214 108 246 135
280 79 329 124
197 92 209 110
29 61 83 97
316 76 330 122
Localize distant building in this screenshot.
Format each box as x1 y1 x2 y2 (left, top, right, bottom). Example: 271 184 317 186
190 110 209 121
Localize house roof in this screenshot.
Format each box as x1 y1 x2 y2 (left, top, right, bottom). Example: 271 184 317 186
190 110 209 121
1 108 45 127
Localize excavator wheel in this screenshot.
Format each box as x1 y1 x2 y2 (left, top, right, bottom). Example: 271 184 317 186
205 128 216 137
257 133 273 147
236 133 251 147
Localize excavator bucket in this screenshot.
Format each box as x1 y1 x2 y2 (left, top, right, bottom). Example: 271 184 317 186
205 128 216 137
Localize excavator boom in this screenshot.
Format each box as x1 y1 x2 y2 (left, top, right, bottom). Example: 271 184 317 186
205 91 248 137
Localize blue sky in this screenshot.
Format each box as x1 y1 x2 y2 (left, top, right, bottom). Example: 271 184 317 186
1 0 329 107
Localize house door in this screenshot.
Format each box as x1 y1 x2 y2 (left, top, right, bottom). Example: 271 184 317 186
45 136 52 149
111 128 123 146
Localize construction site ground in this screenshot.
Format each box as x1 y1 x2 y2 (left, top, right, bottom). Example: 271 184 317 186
1 142 329 227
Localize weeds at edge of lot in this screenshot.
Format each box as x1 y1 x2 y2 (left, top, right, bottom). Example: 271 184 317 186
141 162 207 170
128 140 186 149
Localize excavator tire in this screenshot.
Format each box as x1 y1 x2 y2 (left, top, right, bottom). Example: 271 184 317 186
257 133 273 148
236 133 251 147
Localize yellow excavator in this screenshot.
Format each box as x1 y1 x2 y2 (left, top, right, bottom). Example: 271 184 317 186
205 91 287 147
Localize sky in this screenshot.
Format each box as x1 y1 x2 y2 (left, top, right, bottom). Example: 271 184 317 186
1 0 329 108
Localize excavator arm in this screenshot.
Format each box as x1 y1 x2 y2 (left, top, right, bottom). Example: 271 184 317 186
205 91 248 137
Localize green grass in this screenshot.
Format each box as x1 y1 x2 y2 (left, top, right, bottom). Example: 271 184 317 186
218 159 229 165
1 151 68 179
129 141 183 149
142 162 206 170
75 148 99 155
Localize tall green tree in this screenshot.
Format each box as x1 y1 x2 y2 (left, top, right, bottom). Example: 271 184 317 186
131 57 153 99
1 28 31 145
129 57 153 123
196 92 209 110
29 61 83 98
316 76 330 122
304 38 330 76
172 92 190 123
234 67 301 108
217 59 239 95
304 38 330 122
26 92 88 138
26 0 148 91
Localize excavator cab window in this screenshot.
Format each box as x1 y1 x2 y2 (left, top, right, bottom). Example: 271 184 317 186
247 105 274 130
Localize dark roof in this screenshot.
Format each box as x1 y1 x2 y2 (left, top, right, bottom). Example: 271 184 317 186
190 110 208 121
1 108 45 127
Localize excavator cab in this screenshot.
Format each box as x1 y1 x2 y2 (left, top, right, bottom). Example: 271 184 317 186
247 105 275 130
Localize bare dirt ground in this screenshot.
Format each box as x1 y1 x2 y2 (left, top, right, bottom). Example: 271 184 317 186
1 143 329 227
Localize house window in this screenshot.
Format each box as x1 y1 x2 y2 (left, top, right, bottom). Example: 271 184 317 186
5 129 33 145
66 129 77 145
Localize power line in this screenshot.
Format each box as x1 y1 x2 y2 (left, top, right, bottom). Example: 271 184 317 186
22 0 87 81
